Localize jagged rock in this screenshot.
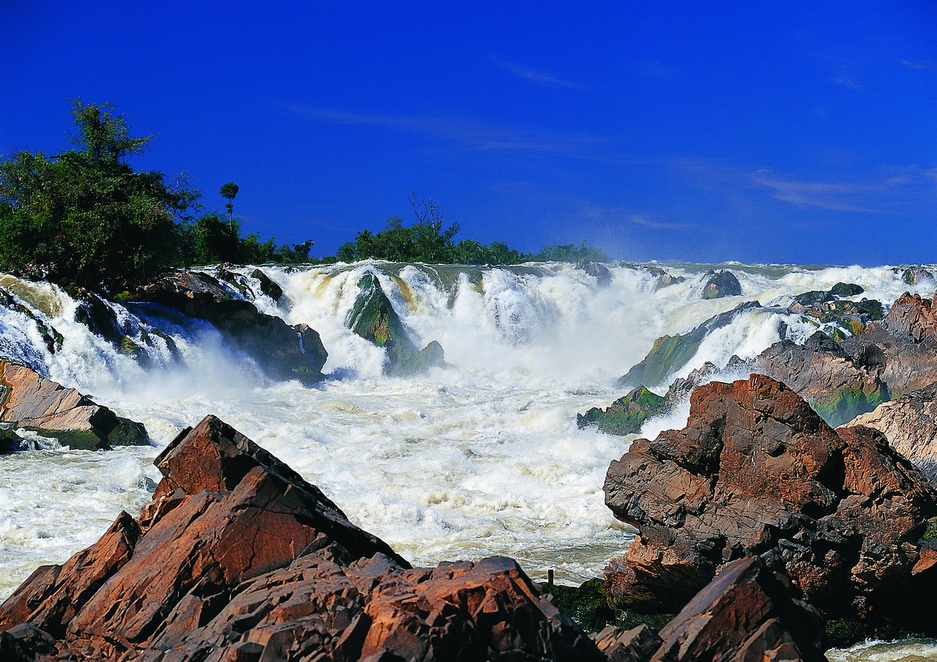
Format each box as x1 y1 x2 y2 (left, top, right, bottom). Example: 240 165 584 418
250 267 283 301
901 266 934 286
604 374 937 628
848 382 937 482
578 386 667 436
752 331 888 426
0 415 602 661
652 557 824 661
701 270 742 299
578 261 612 287
348 272 445 376
138 270 327 384
786 283 882 340
0 361 148 450
590 624 662 662
618 301 760 388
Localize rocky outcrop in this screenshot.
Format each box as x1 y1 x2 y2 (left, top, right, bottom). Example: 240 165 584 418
848 382 937 482
0 361 147 450
752 331 888 426
578 387 667 436
348 272 445 376
0 415 602 661
578 261 612 287
618 301 760 389
138 270 328 385
604 374 937 629
701 269 741 299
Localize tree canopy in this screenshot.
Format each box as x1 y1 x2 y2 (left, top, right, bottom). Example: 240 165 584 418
0 100 198 293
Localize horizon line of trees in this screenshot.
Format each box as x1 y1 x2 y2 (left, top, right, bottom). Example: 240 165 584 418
0 100 608 294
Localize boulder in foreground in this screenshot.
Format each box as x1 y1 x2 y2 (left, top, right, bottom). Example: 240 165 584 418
0 414 601 661
604 374 937 631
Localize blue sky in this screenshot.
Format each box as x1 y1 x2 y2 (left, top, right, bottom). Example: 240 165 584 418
2 2 935 265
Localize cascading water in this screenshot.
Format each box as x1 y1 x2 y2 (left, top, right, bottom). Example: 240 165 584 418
1 261 936 658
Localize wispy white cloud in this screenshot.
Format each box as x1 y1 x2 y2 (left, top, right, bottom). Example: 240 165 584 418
580 204 698 231
831 74 865 93
902 59 936 70
491 58 587 90
281 103 604 158
750 167 935 215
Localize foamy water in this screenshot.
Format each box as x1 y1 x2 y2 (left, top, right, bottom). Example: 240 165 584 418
1 261 935 656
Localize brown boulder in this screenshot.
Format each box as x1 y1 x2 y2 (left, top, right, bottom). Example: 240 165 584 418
604 374 937 626
847 382 937 482
0 415 603 661
0 361 148 450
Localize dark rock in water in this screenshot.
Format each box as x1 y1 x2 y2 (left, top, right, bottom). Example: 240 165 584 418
830 281 864 297
250 267 283 301
0 426 20 453
0 288 63 355
0 361 148 450
618 301 760 389
603 374 937 630
578 386 667 436
578 261 612 287
348 272 445 375
701 269 742 299
139 270 327 384
0 415 604 661
901 266 934 286
849 382 937 483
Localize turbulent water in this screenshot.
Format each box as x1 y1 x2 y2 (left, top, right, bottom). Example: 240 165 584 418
1 260 935 659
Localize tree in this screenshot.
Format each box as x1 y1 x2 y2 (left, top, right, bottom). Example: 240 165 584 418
0 99 199 292
220 182 239 224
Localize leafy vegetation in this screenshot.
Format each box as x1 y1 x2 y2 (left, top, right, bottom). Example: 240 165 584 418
0 100 197 293
0 100 610 294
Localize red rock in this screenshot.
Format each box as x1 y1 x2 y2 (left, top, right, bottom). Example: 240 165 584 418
0 415 603 661
0 361 148 449
653 557 824 662
604 375 937 626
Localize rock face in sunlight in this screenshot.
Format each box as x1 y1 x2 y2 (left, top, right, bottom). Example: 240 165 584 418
347 271 445 376
0 361 147 450
604 374 937 630
138 270 328 384
848 382 937 483
0 415 603 661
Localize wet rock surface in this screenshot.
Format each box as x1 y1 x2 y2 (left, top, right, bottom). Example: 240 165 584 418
0 361 147 450
138 270 328 384
603 374 937 629
347 271 445 375
0 415 603 661
701 269 742 299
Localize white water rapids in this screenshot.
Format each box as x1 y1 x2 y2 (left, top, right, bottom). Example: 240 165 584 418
0 261 934 659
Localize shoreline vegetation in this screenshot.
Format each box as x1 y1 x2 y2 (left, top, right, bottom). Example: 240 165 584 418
0 100 606 297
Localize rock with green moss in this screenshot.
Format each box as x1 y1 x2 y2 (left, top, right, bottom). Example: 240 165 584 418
701 270 741 299
347 272 445 376
619 301 760 389
578 387 668 435
0 361 148 450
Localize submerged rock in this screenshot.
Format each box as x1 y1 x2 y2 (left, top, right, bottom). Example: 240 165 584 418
701 269 742 299
577 261 612 287
0 361 147 450
0 415 603 661
604 374 937 630
347 271 445 376
139 270 327 385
